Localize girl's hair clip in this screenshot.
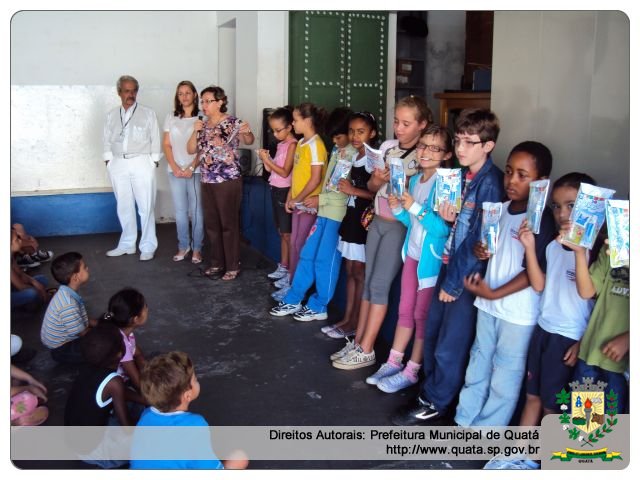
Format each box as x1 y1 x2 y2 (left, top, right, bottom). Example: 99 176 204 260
104 311 114 320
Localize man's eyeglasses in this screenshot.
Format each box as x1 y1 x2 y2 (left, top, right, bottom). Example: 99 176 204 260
453 138 485 149
417 143 447 153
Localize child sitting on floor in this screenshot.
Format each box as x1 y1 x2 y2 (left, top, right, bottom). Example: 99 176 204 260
131 351 248 469
41 252 97 363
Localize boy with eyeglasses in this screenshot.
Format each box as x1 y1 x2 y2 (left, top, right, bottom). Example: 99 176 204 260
392 108 504 426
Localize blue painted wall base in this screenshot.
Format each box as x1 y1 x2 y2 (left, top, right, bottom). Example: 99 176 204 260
11 192 121 237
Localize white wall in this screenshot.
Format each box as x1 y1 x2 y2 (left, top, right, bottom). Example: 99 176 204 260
425 11 466 119
11 11 220 221
216 11 289 172
492 11 629 198
10 10 290 221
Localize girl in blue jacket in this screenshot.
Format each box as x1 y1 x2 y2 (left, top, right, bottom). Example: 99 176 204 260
366 125 453 393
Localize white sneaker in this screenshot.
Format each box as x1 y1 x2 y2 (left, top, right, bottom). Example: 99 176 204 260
269 302 302 317
365 362 404 385
271 285 291 302
273 274 290 289
267 264 289 280
329 338 356 361
106 247 136 257
139 252 155 261
332 345 376 370
376 371 417 393
293 306 328 322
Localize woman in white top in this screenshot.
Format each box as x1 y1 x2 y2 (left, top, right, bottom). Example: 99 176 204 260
163 81 204 264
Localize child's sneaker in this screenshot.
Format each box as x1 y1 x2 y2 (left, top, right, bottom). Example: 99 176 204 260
17 254 40 269
365 362 404 385
32 249 54 263
329 338 355 361
267 263 289 280
293 306 328 322
270 285 291 302
332 345 376 370
269 301 302 317
273 274 290 289
321 323 339 334
326 327 356 339
377 371 417 393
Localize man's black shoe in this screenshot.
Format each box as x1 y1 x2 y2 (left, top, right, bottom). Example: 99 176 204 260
391 396 443 426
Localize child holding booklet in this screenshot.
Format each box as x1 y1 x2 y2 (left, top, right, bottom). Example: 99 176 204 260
454 141 556 427
520 173 598 423
561 201 630 414
392 109 504 426
257 107 298 284
270 103 328 299
367 125 453 392
269 108 359 319
331 96 432 370
324 112 378 337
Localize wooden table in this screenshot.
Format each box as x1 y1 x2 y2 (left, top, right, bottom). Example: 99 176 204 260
434 91 491 126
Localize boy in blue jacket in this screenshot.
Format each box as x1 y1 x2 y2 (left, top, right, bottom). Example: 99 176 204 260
392 109 504 425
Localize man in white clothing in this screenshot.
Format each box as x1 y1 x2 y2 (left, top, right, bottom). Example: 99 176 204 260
103 75 161 261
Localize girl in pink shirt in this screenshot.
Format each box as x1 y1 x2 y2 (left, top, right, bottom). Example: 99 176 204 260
103 288 148 391
257 107 298 282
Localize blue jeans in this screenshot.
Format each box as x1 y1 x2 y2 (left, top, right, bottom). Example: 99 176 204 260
421 265 478 413
11 274 48 308
167 171 204 251
284 217 342 313
455 310 535 426
574 359 629 414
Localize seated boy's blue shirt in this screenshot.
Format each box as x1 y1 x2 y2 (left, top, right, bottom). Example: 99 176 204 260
130 407 223 470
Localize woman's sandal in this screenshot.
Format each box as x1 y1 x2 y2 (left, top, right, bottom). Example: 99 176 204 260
191 252 203 264
173 247 192 262
204 266 224 277
221 270 240 281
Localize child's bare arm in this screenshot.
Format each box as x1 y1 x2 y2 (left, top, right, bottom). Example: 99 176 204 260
558 227 595 298
367 166 389 192
121 361 141 391
464 270 530 300
563 341 580 367
124 387 148 405
104 377 132 426
519 221 545 292
601 332 629 363
572 244 596 299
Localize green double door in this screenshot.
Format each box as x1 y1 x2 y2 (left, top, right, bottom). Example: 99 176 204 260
289 11 389 136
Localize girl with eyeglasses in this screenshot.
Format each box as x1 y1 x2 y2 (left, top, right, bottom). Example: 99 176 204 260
270 108 356 318
257 107 298 286
367 125 453 392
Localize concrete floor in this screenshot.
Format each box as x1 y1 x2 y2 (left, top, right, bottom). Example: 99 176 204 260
11 224 479 470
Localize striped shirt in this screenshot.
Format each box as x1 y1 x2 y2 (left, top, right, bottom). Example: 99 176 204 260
41 285 88 349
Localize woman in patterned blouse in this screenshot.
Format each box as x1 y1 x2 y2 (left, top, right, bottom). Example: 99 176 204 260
187 86 254 281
